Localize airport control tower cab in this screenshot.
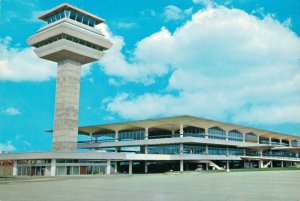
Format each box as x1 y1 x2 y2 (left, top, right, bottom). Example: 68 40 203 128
27 3 112 152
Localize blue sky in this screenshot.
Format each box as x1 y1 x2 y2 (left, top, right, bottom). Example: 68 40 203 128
0 0 299 152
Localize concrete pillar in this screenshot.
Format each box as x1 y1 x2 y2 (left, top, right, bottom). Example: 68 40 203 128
206 163 209 170
289 140 292 147
115 161 118 173
281 161 284 168
258 160 263 168
129 161 133 175
115 130 119 142
270 161 273 168
205 145 208 154
50 159 56 176
180 160 184 172
269 137 272 145
279 139 282 145
115 147 118 152
226 160 229 171
144 128 149 140
89 133 93 144
106 160 111 175
180 124 184 137
259 150 263 157
12 160 17 176
172 131 175 138
145 145 148 154
242 133 245 142
225 131 228 141
180 143 184 154
145 161 148 173
256 135 260 144
53 59 81 152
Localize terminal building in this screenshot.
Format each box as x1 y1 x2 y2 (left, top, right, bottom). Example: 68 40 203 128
0 3 300 176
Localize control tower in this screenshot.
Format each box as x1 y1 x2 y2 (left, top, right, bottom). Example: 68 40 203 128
27 3 112 152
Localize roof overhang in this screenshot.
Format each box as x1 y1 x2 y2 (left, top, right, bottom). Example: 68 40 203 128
38 3 104 24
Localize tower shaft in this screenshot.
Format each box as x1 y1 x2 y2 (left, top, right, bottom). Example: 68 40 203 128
52 59 81 152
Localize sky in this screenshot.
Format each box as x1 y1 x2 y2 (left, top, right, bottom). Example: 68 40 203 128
0 0 300 152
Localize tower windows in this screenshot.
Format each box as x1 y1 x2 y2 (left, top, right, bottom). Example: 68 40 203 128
46 9 98 28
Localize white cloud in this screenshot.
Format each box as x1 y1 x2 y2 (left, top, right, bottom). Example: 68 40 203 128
103 6 300 125
163 5 193 21
140 9 156 17
116 22 137 29
3 107 21 116
0 141 15 153
96 24 169 84
283 17 292 28
0 37 91 81
0 37 56 81
192 0 214 8
23 140 32 147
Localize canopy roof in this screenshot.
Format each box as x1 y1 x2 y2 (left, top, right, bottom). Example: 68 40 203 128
38 3 104 24
76 115 300 141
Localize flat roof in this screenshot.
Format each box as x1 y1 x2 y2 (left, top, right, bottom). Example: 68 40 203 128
73 115 300 141
38 3 104 24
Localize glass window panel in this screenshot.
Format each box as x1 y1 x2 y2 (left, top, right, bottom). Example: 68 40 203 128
70 11 76 20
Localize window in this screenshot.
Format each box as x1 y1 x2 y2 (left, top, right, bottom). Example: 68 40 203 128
70 10 76 20
208 127 226 140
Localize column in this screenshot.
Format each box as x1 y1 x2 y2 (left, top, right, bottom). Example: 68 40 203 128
268 137 272 145
256 135 260 144
106 160 111 175
172 131 175 138
226 160 230 171
279 139 282 145
12 160 18 176
205 128 208 139
270 161 273 168
129 161 133 175
50 159 56 176
145 161 148 173
53 59 81 152
145 145 148 154
259 150 262 157
115 147 118 152
144 128 149 140
115 161 118 173
180 160 184 172
205 145 208 154
242 133 245 142
180 143 184 154
89 133 93 144
115 130 119 142
206 163 209 170
258 160 263 168
289 140 292 147
281 161 284 168
225 131 228 141
179 124 184 137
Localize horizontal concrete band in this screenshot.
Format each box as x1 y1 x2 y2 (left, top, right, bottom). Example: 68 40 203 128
78 137 267 149
1 152 299 162
0 152 239 161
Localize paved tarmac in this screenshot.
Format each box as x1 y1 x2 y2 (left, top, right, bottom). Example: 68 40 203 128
0 170 299 201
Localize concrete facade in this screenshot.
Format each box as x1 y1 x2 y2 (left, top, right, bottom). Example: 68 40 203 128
52 59 81 152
